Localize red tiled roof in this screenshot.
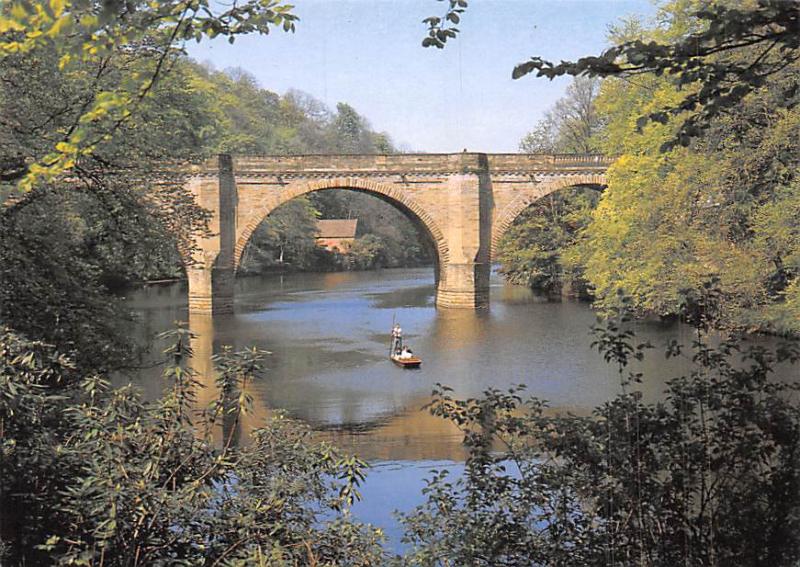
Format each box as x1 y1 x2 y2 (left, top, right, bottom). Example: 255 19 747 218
316 219 358 239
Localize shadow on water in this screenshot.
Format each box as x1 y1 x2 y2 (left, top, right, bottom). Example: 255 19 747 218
365 283 436 310
121 268 798 462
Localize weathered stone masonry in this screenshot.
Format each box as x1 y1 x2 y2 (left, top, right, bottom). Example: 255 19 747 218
184 153 611 313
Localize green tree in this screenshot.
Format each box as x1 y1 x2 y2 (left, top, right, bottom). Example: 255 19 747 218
501 76 603 296
0 327 385 565
425 0 799 150
519 76 603 154
332 102 369 154
0 0 297 190
346 234 388 271
0 40 223 369
0 0 301 369
477 0 800 332
498 188 600 296
567 5 800 331
241 197 321 271
400 303 800 566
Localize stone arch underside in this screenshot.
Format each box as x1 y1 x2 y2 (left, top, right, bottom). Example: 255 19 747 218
233 177 450 273
490 174 606 259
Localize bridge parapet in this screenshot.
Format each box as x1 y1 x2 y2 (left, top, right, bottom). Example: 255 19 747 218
487 153 614 172
201 153 488 176
187 153 612 178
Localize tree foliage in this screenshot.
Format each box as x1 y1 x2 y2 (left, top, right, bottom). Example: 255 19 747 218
0 1 301 370
0 0 297 191
422 0 467 49
499 77 603 296
0 31 220 370
425 0 799 150
519 77 603 154
0 327 385 565
400 301 800 566
490 1 800 332
241 197 321 271
498 188 599 296
569 2 800 332
0 10 416 369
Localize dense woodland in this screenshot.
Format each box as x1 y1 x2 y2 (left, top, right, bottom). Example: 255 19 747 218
500 10 800 335
2 53 431 283
0 46 429 368
168 62 432 275
1 0 800 565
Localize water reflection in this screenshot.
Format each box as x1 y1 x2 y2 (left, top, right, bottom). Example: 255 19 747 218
117 269 800 553
122 268 795 462
188 311 217 404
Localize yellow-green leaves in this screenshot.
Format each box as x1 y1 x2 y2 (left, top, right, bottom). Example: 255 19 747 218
0 1 71 54
1 0 297 192
16 89 133 191
574 56 800 331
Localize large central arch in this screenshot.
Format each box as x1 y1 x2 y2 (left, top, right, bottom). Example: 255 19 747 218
234 177 450 273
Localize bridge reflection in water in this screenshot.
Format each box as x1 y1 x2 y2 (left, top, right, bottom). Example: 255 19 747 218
124 269 798 552
123 268 776 463
188 307 468 461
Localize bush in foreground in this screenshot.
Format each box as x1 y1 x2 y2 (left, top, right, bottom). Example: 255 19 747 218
0 328 384 566
399 310 800 566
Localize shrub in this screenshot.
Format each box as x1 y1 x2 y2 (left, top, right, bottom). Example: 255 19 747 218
0 327 384 566
399 308 800 566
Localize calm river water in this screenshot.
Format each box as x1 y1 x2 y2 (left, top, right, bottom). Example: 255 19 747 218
121 267 797 549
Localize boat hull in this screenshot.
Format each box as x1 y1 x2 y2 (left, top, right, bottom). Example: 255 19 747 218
391 356 422 368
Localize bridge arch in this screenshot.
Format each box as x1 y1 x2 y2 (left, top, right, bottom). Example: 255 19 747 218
490 174 606 259
234 177 450 273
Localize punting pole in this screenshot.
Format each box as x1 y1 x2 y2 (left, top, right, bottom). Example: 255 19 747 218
390 313 396 356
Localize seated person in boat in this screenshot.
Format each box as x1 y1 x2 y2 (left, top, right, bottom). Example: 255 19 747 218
399 347 414 360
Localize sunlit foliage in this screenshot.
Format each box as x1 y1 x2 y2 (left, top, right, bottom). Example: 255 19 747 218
425 0 799 150
571 2 800 332
498 76 603 296
497 1 800 333
0 0 297 191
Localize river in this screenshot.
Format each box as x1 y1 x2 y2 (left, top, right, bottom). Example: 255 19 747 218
120 267 797 551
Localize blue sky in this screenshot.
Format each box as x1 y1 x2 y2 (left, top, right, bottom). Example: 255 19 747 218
186 0 656 152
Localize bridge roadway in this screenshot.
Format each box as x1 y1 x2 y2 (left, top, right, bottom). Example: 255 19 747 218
182 152 612 313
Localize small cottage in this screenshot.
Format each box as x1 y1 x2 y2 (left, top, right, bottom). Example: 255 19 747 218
315 219 358 252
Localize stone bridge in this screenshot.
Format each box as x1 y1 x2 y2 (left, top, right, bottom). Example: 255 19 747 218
184 152 612 313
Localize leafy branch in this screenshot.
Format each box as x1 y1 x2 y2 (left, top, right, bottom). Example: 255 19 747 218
423 0 800 150
0 0 298 191
421 0 466 49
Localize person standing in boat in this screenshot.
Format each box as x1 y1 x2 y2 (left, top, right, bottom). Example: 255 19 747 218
391 323 403 355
